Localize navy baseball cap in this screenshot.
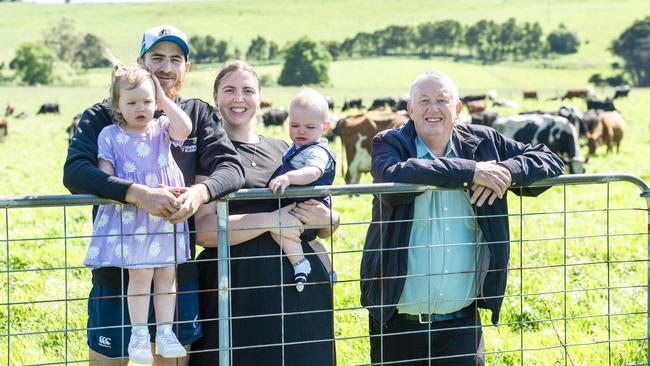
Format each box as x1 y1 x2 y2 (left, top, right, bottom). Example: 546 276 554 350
140 24 190 58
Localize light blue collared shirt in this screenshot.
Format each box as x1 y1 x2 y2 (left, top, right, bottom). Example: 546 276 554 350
396 136 485 315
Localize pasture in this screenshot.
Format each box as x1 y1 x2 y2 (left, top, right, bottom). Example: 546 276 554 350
2 0 650 364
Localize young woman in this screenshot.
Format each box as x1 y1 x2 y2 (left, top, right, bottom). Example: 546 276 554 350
190 60 339 366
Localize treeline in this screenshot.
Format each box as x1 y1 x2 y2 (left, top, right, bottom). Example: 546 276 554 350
190 18 580 65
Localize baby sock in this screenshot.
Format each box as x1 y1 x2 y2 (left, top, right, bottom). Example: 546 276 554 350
293 257 311 292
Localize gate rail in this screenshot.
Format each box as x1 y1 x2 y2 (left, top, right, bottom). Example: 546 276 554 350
1 173 649 365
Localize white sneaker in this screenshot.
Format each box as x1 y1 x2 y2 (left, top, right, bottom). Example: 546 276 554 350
128 328 153 365
155 326 187 358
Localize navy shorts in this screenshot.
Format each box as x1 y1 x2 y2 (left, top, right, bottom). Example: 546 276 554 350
87 280 203 357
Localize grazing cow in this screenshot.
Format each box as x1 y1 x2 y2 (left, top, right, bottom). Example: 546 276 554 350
523 90 538 99
613 85 630 99
66 113 82 144
369 97 398 111
466 100 487 114
460 94 485 104
0 117 7 140
262 108 288 126
520 106 585 137
342 98 363 112
581 109 600 136
260 99 273 109
325 97 335 111
470 110 498 127
393 95 409 112
337 111 408 184
561 88 594 100
587 111 626 156
5 102 15 117
37 103 60 114
493 114 585 174
557 105 584 136
586 98 616 112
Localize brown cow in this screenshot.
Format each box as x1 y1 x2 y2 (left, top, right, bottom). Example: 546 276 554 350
466 100 487 114
5 102 14 117
260 98 273 109
66 113 82 144
562 88 594 100
522 90 538 99
587 111 626 155
0 117 8 140
337 111 408 184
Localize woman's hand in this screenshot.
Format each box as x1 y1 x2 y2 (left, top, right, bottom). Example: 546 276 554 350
269 203 303 243
290 199 332 227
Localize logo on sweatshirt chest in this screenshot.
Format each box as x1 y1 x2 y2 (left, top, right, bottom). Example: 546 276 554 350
179 137 197 153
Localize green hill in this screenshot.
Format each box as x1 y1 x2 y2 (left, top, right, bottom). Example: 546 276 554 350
1 0 649 66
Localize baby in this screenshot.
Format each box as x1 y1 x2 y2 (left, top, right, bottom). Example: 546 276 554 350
269 87 336 291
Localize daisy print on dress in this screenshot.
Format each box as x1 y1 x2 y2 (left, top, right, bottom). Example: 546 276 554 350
145 173 158 187
106 228 121 244
87 246 100 259
134 226 147 243
116 132 130 144
149 241 161 257
157 153 167 167
136 143 151 158
121 210 135 225
96 213 109 228
124 161 137 173
113 243 129 258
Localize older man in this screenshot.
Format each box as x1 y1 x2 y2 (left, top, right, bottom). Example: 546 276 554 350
63 25 244 365
360 70 564 365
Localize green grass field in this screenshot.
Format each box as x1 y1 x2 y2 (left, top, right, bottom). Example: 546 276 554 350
2 0 650 365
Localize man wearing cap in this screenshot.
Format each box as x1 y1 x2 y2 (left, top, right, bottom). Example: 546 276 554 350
64 25 244 365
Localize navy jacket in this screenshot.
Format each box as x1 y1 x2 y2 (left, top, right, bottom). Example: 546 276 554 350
360 121 564 325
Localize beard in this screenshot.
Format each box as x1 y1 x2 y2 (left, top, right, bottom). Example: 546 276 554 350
164 78 184 100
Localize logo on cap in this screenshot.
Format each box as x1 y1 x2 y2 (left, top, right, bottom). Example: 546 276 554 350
159 28 172 37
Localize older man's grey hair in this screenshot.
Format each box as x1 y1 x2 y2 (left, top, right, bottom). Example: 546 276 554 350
409 70 460 105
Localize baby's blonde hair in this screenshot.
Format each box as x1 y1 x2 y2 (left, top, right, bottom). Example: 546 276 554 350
109 64 156 126
289 87 329 124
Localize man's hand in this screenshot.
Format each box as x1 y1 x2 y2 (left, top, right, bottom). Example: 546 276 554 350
167 184 210 224
269 174 291 193
472 161 512 198
125 183 180 218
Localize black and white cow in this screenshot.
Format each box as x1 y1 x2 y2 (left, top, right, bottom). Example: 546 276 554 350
493 114 585 174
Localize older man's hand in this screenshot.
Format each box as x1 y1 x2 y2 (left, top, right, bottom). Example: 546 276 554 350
472 161 512 198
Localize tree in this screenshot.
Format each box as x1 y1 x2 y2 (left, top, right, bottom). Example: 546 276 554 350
246 36 268 61
547 24 580 54
432 20 463 55
43 18 82 64
611 16 650 86
278 37 330 86
267 41 279 60
75 33 110 68
9 42 54 85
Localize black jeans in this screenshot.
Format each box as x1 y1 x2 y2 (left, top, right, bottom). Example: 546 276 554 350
369 307 485 366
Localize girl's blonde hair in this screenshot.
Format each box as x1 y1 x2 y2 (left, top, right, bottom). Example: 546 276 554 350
109 64 156 126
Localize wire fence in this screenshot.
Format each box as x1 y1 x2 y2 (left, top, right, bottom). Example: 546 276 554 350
1 173 649 365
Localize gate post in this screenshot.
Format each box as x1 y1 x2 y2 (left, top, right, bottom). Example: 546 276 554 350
217 199 231 366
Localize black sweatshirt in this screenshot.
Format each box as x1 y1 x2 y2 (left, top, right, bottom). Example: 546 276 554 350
63 97 244 286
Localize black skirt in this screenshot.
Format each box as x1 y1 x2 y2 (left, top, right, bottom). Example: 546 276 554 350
191 232 335 366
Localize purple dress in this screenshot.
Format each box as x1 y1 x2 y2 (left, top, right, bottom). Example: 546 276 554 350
84 116 190 268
